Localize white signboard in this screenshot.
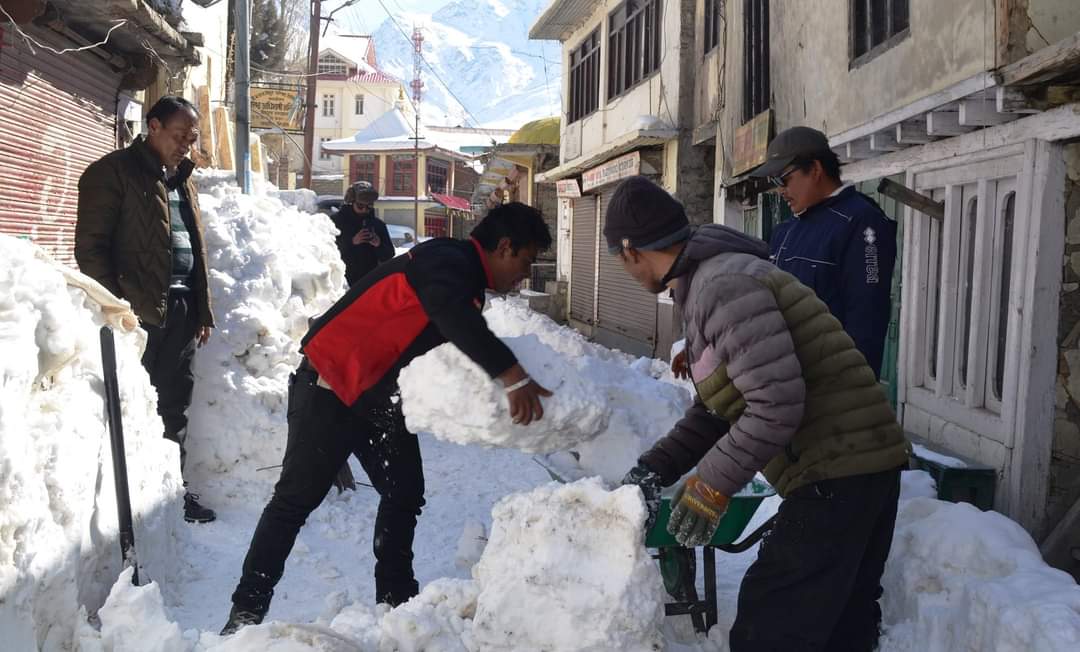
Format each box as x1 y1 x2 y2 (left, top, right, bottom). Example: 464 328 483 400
581 151 641 192
556 179 581 198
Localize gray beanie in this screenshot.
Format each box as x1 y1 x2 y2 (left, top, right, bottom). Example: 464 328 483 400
603 176 691 254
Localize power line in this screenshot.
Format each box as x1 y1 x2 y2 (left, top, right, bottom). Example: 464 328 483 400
373 0 483 128
0 6 127 55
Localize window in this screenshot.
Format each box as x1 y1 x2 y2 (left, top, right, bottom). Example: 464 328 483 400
990 192 1015 403
743 0 769 121
568 29 600 124
350 154 378 186
317 55 348 75
607 0 662 100
426 158 449 195
390 155 416 196
911 160 1021 418
355 94 365 115
704 0 722 54
956 195 978 390
319 137 331 161
322 94 335 118
851 0 909 61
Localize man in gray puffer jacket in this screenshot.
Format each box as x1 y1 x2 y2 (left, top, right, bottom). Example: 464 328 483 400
607 176 909 651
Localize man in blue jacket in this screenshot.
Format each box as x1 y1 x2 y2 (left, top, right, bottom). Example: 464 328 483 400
750 127 897 377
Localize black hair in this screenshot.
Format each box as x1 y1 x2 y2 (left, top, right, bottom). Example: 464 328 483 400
471 202 553 253
797 149 842 183
146 96 200 127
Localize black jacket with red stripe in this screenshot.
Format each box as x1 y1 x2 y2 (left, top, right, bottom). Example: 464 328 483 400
301 237 518 409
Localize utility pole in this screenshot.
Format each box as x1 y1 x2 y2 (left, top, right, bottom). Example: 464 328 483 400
234 0 251 193
411 26 424 233
302 0 322 190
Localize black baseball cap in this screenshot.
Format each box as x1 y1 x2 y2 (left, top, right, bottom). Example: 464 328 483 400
749 126 833 178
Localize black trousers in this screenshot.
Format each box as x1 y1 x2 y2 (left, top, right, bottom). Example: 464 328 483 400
141 290 199 474
231 366 425 613
729 467 902 652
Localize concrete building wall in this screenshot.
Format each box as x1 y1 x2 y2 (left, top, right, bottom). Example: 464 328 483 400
1028 0 1079 54
557 0 687 166
769 0 995 137
182 1 229 106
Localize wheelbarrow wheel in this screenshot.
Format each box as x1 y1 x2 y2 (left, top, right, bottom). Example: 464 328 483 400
659 547 698 601
658 547 705 632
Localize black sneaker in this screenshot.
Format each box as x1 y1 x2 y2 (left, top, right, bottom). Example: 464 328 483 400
220 605 264 635
183 493 216 523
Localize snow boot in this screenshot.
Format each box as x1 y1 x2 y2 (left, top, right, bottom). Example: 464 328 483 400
183 493 216 523
220 605 264 635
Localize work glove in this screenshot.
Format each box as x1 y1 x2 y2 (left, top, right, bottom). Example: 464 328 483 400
620 463 664 535
667 475 730 547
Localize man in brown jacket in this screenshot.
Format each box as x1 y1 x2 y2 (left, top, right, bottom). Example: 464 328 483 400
608 176 909 651
76 96 216 523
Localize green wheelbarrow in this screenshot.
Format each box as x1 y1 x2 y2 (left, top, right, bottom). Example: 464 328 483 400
647 478 776 633
533 456 777 634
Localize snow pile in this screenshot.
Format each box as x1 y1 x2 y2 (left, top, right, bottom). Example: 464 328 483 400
80 479 663 652
0 236 183 651
184 172 345 488
469 478 665 651
400 298 692 483
880 498 1080 651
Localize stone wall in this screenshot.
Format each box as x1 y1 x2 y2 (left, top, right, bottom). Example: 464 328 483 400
1049 143 1080 534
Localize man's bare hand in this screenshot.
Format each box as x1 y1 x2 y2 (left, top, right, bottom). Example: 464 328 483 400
197 326 212 347
671 349 690 380
499 364 553 425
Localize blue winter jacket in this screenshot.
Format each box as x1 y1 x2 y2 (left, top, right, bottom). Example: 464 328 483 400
769 186 897 377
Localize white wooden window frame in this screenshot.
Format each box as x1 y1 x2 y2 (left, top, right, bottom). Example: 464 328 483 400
322 94 335 118
355 94 364 115
319 137 331 161
902 146 1026 444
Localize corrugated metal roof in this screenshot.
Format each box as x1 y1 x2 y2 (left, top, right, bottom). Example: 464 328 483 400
529 0 599 41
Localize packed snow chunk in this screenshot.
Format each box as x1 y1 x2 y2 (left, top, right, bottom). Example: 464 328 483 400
399 299 690 479
455 520 487 571
206 623 366 652
96 568 187 652
379 579 480 652
468 478 665 652
400 332 607 453
0 236 183 651
881 498 1080 651
184 171 345 488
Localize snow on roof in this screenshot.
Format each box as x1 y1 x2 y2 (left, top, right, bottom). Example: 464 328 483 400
319 33 374 69
322 108 503 160
349 70 401 85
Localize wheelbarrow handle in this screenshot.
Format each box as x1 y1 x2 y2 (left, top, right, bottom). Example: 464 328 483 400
712 514 777 553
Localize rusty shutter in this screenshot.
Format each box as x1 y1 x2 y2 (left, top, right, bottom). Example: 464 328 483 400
569 194 597 324
0 23 120 266
595 188 657 355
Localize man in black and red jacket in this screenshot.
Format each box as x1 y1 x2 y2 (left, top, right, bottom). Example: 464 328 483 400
222 203 553 634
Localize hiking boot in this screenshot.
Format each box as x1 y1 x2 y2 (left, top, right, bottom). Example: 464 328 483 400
183 493 216 523
220 605 264 635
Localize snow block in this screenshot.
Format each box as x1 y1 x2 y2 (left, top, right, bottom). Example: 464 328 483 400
469 478 665 651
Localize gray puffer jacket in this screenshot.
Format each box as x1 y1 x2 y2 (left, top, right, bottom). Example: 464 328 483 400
640 225 909 497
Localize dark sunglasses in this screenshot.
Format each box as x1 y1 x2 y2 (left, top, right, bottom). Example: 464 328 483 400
768 166 800 188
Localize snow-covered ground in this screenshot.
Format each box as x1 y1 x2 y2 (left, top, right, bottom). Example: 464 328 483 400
4 173 1080 651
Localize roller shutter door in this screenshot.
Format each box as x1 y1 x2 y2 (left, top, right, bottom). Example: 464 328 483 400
595 188 657 354
569 195 597 324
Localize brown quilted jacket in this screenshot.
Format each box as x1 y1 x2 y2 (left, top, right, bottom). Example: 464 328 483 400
75 137 213 328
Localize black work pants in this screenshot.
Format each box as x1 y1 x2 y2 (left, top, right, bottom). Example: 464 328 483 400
729 467 902 652
141 289 199 474
231 365 425 613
